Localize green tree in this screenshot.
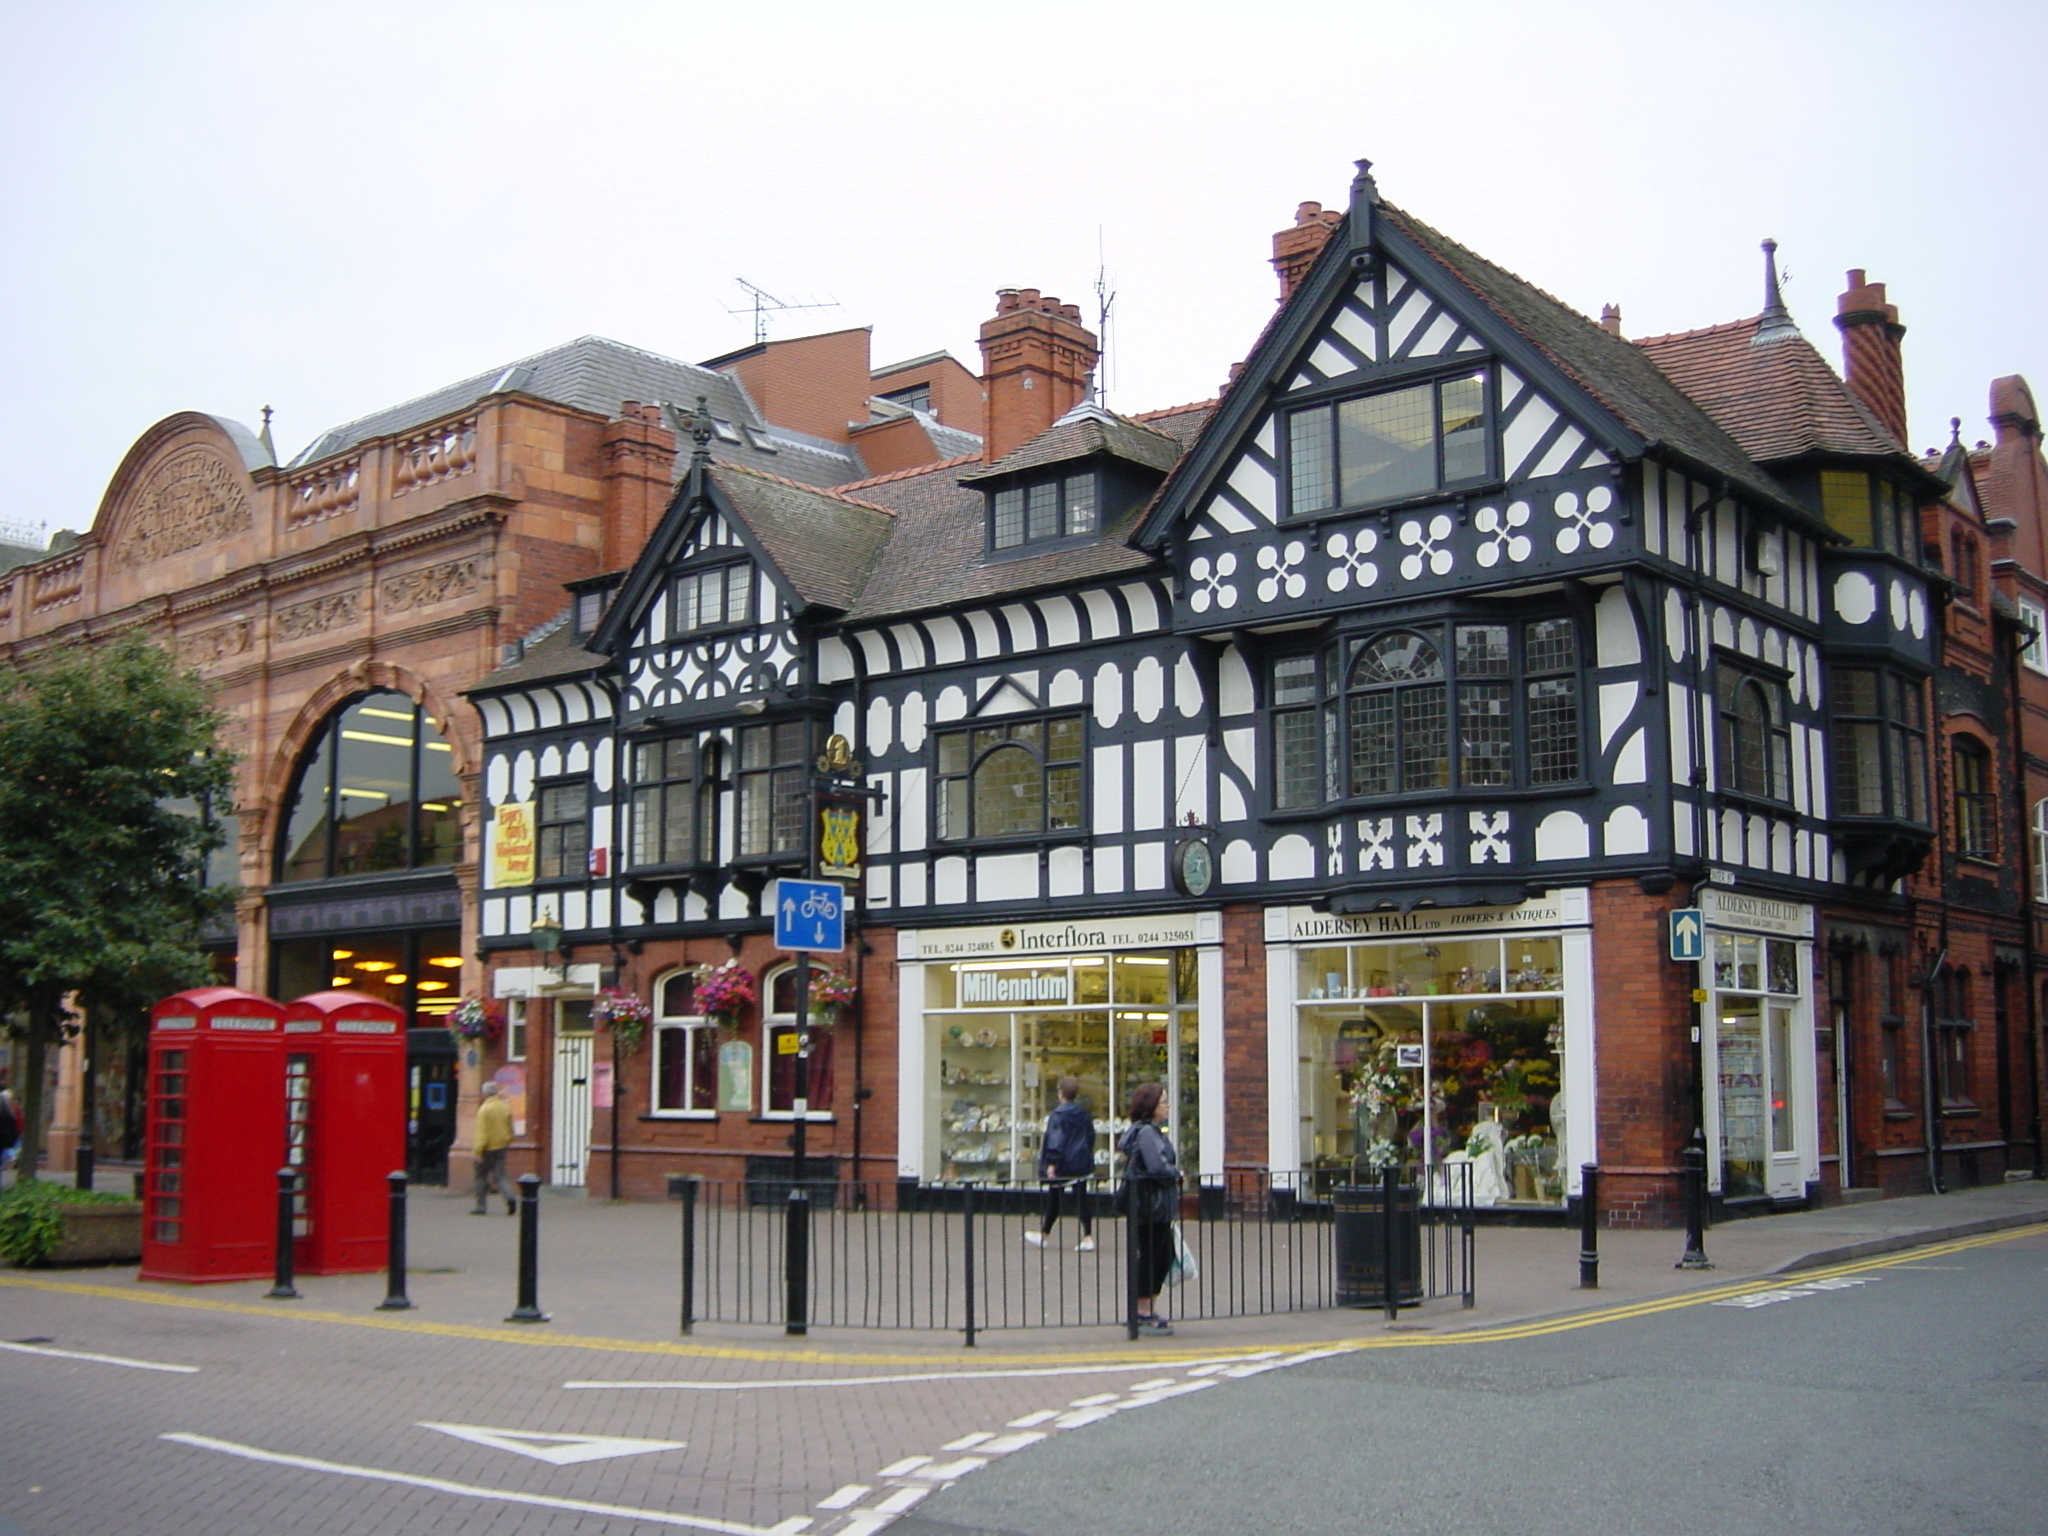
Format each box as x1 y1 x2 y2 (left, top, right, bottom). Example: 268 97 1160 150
0 633 235 1182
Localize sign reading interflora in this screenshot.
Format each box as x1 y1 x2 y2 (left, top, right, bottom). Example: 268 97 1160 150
902 911 1216 961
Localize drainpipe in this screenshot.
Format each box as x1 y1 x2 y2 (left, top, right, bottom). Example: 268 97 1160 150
2000 611 2045 1175
1920 945 1947 1194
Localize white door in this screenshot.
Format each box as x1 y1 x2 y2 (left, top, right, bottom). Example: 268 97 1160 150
551 1014 594 1188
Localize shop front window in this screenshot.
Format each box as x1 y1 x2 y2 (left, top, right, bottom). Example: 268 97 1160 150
1711 932 1804 1199
1295 936 1565 1204
925 950 1197 1182
270 927 464 1025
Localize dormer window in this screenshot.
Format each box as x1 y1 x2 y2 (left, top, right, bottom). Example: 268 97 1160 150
1288 368 1491 515
670 563 753 637
990 473 1099 552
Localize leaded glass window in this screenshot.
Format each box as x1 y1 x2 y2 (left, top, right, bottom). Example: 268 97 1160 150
1288 370 1491 515
935 714 1085 840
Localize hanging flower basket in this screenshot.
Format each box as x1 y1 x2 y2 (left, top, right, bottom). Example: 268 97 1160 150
693 961 757 1033
448 995 504 1044
806 966 858 1025
592 987 653 1053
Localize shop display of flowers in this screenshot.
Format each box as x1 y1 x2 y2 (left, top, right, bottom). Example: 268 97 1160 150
692 960 757 1027
592 987 653 1051
448 995 504 1044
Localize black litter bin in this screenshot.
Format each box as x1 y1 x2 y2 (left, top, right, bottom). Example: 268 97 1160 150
1334 1180 1422 1308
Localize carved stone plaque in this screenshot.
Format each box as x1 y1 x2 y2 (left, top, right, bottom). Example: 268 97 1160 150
275 590 360 641
115 447 252 570
381 557 480 613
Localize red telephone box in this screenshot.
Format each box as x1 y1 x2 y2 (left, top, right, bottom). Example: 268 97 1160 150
140 987 287 1283
279 990 408 1275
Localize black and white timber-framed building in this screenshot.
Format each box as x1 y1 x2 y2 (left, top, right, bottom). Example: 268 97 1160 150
467 161 2033 1222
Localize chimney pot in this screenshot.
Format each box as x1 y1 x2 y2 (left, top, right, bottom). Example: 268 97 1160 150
1599 304 1623 338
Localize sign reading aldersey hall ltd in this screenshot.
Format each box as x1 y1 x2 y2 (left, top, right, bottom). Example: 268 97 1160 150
1268 889 1591 944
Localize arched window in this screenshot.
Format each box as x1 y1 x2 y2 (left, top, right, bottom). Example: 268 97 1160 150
276 690 460 882
1716 666 1790 800
762 966 834 1118
1953 737 1994 857
1345 630 1448 795
935 715 1084 842
650 970 717 1115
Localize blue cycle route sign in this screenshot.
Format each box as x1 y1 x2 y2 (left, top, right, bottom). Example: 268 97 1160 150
1668 907 1705 962
774 878 846 953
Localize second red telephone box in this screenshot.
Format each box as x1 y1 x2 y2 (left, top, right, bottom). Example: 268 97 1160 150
140 987 287 1283
280 989 408 1275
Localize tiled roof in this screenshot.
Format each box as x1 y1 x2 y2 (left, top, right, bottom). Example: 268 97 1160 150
844 458 1159 622
287 335 864 488
1634 316 1905 464
1385 207 1808 518
468 619 607 694
959 403 1184 482
711 463 893 613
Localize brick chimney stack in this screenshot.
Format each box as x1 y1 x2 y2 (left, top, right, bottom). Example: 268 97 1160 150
977 288 1099 463
601 401 676 570
1272 201 1342 302
1834 269 1909 448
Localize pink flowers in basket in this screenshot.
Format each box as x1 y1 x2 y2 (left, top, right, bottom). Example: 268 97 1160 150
448 995 505 1044
693 961 757 1025
807 966 858 1012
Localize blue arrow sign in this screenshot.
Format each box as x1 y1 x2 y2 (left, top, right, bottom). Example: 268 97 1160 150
1668 907 1705 963
774 878 845 954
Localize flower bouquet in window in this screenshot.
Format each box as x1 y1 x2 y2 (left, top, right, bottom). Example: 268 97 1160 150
449 995 504 1045
693 961 757 1033
592 987 653 1053
806 966 858 1026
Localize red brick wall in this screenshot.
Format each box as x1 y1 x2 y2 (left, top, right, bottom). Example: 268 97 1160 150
870 353 982 433
721 328 873 445
1587 878 1696 1227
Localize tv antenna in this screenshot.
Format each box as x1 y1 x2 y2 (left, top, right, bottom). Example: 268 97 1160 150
1093 229 1117 407
729 279 840 345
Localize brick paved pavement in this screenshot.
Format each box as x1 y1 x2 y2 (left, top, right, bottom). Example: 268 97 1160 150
3 1176 2045 1534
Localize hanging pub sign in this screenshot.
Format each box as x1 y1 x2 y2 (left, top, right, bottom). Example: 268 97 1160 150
817 793 864 882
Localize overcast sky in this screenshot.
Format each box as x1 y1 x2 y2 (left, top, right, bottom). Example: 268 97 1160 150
3 0 2042 544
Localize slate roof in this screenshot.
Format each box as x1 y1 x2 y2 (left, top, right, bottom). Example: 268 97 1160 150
1634 316 1906 465
959 402 1184 482
467 618 607 695
1385 207 1812 520
844 452 1163 623
711 463 894 613
287 335 865 489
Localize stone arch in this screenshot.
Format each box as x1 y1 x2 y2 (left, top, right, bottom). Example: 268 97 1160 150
259 659 481 879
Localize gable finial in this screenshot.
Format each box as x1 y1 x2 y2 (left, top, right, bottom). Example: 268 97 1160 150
1754 238 1798 343
1347 157 1380 272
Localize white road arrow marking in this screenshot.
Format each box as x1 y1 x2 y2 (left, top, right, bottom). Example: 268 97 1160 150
419 1421 686 1465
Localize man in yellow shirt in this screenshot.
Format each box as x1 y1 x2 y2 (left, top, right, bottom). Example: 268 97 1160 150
472 1082 515 1215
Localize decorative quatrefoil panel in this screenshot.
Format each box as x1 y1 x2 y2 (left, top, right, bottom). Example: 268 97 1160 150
1473 501 1534 567
1324 527 1381 593
1188 551 1240 614
1256 539 1310 603
1553 485 1617 555
1398 514 1456 580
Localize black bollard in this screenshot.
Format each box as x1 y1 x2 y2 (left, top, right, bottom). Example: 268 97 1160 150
1381 1165 1400 1323
678 1175 698 1336
1577 1163 1600 1289
505 1173 549 1323
265 1167 299 1300
961 1180 978 1349
377 1171 413 1311
1124 1174 1141 1341
1676 1140 1713 1270
784 1185 810 1337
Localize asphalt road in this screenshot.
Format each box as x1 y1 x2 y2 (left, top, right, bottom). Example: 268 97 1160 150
900 1228 2048 1536
4 1220 2045 1535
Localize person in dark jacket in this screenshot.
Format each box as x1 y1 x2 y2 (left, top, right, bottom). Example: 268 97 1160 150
1116 1080 1181 1334
1027 1076 1096 1251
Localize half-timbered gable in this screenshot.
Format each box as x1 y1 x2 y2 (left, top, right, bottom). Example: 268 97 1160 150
840 406 1207 918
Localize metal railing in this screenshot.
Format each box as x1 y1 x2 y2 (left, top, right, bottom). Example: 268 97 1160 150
675 1168 1475 1343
